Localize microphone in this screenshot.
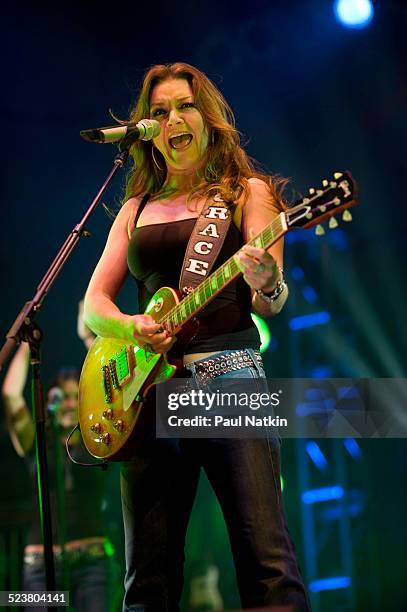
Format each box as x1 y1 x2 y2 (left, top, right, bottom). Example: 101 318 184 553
47 387 63 413
80 118 160 144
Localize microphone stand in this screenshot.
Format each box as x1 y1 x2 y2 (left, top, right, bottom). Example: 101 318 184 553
0 145 130 606
48 403 68 593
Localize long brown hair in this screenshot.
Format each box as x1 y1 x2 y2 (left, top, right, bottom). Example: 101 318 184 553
124 62 286 208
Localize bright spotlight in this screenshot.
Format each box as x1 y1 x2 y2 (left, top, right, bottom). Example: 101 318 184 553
333 0 374 28
251 313 272 353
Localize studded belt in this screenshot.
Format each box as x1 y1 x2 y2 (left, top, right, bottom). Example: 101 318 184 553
193 349 262 383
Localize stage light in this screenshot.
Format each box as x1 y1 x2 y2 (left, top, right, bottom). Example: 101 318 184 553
311 365 334 378
334 0 374 29
302 485 344 504
291 266 305 281
302 285 318 304
328 260 405 376
344 438 362 460
289 311 331 331
296 399 336 417
251 313 272 352
322 502 364 520
104 540 115 556
306 441 329 471
309 576 351 592
314 326 375 376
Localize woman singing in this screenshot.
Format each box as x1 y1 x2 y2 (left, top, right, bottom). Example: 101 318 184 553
84 62 310 612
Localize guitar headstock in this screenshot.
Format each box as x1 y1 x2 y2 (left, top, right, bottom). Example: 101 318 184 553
285 171 358 232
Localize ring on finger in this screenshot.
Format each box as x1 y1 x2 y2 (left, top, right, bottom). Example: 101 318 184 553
257 262 266 273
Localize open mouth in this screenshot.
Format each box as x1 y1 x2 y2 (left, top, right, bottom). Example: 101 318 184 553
169 133 193 150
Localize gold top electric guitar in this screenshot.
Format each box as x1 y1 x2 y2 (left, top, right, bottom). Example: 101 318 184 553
78 172 357 460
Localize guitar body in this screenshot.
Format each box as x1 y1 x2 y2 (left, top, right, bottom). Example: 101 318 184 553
78 287 197 461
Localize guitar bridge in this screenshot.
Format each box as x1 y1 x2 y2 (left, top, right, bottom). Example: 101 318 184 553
109 359 120 390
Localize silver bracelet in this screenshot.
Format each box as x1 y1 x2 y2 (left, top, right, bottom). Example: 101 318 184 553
255 268 287 303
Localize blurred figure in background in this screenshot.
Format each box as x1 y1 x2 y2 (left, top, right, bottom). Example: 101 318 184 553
1 301 123 612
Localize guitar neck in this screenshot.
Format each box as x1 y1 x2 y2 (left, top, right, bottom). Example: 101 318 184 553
161 212 287 333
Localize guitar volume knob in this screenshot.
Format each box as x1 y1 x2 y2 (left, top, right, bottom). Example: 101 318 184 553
103 409 113 420
114 419 125 432
91 422 102 434
102 432 111 445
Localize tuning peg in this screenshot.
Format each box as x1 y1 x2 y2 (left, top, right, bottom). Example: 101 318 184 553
315 224 325 236
334 172 343 179
309 187 315 194
322 179 328 187
342 210 352 222
329 217 338 229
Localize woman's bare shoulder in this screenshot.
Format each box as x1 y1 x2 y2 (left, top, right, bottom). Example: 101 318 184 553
121 196 141 214
234 177 275 208
247 177 271 193
246 177 281 213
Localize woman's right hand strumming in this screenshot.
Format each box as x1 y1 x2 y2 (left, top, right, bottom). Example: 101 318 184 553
123 314 176 353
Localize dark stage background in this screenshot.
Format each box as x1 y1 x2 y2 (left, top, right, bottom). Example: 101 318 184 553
1 1 406 610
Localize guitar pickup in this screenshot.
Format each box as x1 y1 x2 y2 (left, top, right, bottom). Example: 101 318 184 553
102 346 136 405
115 345 136 386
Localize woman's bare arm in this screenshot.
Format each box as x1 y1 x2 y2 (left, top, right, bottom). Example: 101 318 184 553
2 342 35 456
236 178 288 317
84 198 175 352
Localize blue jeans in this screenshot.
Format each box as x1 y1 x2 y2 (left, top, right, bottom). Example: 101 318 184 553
121 349 310 612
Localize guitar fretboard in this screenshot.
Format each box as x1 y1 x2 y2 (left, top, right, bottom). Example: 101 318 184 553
160 213 286 333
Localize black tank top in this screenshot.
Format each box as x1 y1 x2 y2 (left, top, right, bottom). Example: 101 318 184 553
127 199 259 354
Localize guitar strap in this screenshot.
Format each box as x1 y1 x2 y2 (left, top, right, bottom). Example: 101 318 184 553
179 193 236 296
